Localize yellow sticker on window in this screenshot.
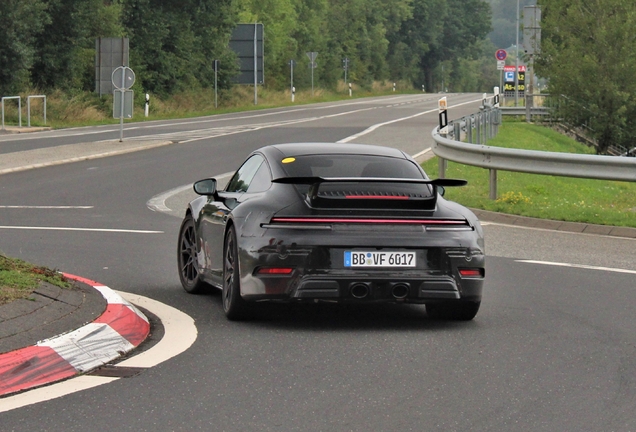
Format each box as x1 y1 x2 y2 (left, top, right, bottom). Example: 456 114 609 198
282 157 296 164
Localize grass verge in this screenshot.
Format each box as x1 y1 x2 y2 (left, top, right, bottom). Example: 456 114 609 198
422 122 636 227
0 254 70 306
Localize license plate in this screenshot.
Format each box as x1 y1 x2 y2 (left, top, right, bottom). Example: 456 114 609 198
344 251 416 268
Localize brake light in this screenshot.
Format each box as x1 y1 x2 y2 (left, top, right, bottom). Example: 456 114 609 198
270 217 467 225
458 268 484 278
256 267 294 275
344 195 410 200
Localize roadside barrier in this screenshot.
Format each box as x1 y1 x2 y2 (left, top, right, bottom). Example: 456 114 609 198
432 96 636 200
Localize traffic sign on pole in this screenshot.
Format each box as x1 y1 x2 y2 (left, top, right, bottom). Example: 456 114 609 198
495 49 507 61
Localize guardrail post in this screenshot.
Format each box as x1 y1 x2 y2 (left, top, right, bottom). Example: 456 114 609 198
489 169 498 200
475 113 481 144
453 122 461 141
438 157 447 179
467 116 473 143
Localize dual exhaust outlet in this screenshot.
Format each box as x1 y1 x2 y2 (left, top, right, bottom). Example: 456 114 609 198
349 282 410 300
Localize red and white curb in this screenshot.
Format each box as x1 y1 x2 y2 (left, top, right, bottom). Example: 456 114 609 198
0 274 150 397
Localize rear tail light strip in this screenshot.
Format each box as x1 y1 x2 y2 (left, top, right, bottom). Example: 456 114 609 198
269 217 468 225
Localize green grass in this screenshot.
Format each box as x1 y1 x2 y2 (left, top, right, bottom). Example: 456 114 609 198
3 82 418 129
423 122 636 228
0 254 70 305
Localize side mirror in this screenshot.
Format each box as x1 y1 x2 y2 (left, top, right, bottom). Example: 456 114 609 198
437 185 445 197
193 178 217 196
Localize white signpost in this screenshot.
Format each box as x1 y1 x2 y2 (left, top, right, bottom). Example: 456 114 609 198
112 66 135 142
306 52 318 96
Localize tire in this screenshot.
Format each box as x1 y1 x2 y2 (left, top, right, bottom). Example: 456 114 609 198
426 301 481 321
222 226 251 320
177 215 207 294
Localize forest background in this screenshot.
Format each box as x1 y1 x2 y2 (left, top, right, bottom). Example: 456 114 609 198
0 0 529 98
4 0 633 156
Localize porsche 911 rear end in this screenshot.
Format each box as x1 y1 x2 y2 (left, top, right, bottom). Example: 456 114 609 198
238 174 485 320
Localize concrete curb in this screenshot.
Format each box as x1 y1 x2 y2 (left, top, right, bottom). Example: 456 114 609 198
0 139 174 176
0 274 149 397
472 208 636 239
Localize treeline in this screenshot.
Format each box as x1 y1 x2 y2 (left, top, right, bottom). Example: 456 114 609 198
0 0 494 97
536 0 636 154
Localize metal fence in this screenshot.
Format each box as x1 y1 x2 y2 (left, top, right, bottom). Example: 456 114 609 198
432 97 636 200
1 95 47 130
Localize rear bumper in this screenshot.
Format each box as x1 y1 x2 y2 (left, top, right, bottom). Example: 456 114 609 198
238 229 485 303
242 271 483 304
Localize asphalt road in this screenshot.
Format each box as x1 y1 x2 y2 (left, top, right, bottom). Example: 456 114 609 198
1 93 636 431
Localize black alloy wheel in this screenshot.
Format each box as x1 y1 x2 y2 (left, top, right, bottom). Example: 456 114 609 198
222 226 250 320
178 216 207 293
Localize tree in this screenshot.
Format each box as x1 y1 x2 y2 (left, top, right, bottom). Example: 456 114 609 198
122 0 237 95
30 0 124 92
536 0 636 153
0 0 48 95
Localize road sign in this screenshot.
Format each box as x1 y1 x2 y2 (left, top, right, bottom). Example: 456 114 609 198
113 90 133 118
496 49 507 61
497 60 505 70
111 66 135 90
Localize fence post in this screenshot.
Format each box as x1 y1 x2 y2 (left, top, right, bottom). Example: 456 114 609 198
1 96 22 129
27 95 46 127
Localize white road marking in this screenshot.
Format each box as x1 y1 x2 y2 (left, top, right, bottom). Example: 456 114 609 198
515 259 636 275
412 148 433 160
147 184 194 212
146 172 234 213
337 98 482 143
0 291 197 413
0 206 93 209
0 226 163 234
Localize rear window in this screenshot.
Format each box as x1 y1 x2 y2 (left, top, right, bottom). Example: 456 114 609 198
281 154 433 198
281 155 425 179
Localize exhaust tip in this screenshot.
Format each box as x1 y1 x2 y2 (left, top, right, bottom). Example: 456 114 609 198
350 283 370 299
391 283 410 299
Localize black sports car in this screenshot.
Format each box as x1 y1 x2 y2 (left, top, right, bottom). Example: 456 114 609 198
178 143 485 320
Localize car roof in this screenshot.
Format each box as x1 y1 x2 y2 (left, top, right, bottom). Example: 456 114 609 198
262 143 409 159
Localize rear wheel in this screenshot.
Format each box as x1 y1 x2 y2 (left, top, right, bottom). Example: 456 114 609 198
177 215 207 294
222 226 251 320
426 301 481 321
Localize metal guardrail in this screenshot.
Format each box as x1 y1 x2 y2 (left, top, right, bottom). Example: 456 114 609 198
432 104 636 200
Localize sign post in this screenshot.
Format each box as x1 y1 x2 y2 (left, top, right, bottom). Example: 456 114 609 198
306 52 318 96
112 66 135 142
495 50 507 104
214 60 219 108
289 60 295 101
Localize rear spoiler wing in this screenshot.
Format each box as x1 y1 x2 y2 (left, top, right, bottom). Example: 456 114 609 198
271 177 468 210
272 176 467 187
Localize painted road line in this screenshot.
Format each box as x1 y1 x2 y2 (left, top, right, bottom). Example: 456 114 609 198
146 172 234 214
0 206 93 209
516 260 636 275
0 274 149 398
337 98 482 143
0 289 196 412
0 226 163 234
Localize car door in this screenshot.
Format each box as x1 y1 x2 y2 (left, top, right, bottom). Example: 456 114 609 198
199 155 269 284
